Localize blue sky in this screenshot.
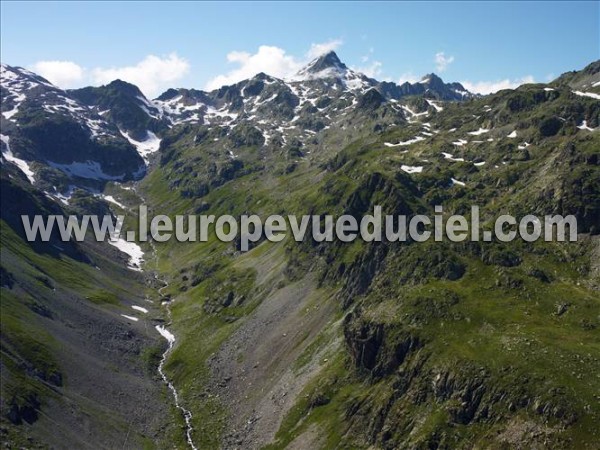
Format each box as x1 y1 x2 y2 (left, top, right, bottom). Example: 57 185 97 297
1 1 598 96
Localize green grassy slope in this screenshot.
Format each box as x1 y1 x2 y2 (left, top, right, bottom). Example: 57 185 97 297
142 70 600 448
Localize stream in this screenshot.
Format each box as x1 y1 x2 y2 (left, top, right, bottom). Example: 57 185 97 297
155 310 197 449
132 186 198 449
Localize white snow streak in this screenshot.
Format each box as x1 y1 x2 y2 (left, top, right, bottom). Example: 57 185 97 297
0 134 35 183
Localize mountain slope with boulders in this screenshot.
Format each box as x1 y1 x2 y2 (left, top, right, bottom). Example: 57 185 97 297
1 52 599 449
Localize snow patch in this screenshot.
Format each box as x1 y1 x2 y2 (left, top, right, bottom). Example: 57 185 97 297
400 165 423 174
1 134 35 183
98 194 126 209
121 314 139 322
507 130 517 138
401 105 428 122
156 325 176 344
384 136 425 147
132 305 148 313
577 120 595 131
120 130 161 161
573 91 600 100
467 128 490 136
442 152 465 162
426 99 443 112
45 185 76 205
108 238 144 271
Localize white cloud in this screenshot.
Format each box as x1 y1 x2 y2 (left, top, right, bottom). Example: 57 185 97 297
91 53 190 97
29 60 85 88
434 52 454 72
30 53 190 97
205 40 344 90
306 39 343 59
354 60 383 78
461 76 535 94
205 46 301 90
397 72 419 85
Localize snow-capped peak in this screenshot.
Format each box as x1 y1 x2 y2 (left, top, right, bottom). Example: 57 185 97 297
291 51 372 92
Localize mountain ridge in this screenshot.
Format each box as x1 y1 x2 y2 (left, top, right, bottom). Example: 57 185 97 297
1 54 600 449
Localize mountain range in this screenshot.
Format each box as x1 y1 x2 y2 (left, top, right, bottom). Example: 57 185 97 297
1 52 599 449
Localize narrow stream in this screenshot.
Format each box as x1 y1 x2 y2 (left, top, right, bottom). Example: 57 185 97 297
133 186 198 449
153 258 198 449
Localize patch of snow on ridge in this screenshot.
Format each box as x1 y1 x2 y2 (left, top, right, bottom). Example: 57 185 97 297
574 91 600 100
384 136 425 147
401 165 423 174
45 185 77 205
507 130 517 138
451 178 466 186
108 238 144 271
426 99 443 112
98 194 126 209
1 65 28 121
401 105 428 122
442 152 465 162
468 128 490 136
0 134 35 183
120 130 161 161
137 96 162 119
121 314 139 322
1 92 25 120
132 305 148 313
518 142 531 150
452 139 468 147
577 120 595 131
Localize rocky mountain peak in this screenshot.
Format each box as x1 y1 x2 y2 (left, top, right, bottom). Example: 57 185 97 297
105 79 146 98
419 73 444 86
307 51 347 73
295 51 350 80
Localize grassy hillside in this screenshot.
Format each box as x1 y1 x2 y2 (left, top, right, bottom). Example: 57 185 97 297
141 73 600 448
0 166 181 448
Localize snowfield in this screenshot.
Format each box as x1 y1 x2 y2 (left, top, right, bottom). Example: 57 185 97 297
1 134 35 183
400 165 423 174
574 91 600 100
120 130 162 161
108 238 144 271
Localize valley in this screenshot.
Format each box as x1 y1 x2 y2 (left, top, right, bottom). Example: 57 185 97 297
1 52 599 449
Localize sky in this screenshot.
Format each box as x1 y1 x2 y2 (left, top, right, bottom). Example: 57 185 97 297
1 1 598 97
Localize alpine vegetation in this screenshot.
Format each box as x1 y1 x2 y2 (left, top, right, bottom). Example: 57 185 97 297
1 3 599 449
